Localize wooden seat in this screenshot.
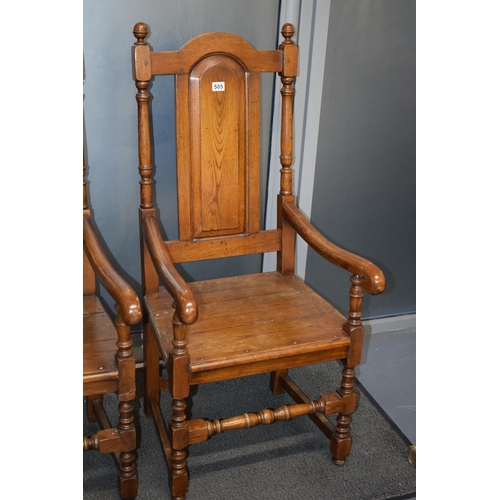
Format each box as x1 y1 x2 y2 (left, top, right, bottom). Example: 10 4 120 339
145 272 349 384
83 296 123 384
83 162 142 500
132 22 385 499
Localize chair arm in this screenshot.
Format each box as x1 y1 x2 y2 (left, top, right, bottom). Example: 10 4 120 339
282 202 385 295
142 215 198 325
83 215 142 325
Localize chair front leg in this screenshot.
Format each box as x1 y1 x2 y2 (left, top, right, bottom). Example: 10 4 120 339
169 398 189 500
168 313 190 500
86 394 103 423
331 274 364 465
144 321 161 418
115 315 138 498
117 399 138 499
330 364 357 465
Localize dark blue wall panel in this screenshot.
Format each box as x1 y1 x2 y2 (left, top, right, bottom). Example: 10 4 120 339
305 1 416 319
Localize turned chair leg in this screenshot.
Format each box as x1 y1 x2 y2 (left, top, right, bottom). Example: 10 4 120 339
169 398 189 500
167 313 190 499
330 274 365 465
269 369 288 394
118 450 138 499
330 364 357 465
117 400 138 499
144 322 161 418
86 395 103 423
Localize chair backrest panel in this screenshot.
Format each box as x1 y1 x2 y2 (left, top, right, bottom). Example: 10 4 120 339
176 54 260 241
134 23 297 266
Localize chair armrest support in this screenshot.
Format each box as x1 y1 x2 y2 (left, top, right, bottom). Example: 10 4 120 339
83 215 142 325
282 202 385 295
142 215 198 325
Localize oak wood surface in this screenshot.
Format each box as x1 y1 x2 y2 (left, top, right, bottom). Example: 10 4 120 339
164 229 281 263
133 21 386 499
84 168 141 499
83 299 120 392
83 296 116 342
147 32 283 75
282 202 385 294
278 372 336 439
190 55 246 238
145 272 349 384
83 248 96 296
142 214 197 325
176 55 261 241
84 215 142 326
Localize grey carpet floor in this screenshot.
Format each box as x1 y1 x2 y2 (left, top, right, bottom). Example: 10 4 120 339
84 361 416 499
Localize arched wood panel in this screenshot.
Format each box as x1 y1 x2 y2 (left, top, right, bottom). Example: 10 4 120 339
176 55 261 241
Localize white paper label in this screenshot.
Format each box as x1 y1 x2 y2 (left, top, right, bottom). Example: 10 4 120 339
212 82 225 91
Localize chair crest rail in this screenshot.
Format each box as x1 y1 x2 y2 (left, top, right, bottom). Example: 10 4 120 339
133 24 283 76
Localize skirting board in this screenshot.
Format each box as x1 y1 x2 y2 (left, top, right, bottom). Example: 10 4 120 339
363 314 416 335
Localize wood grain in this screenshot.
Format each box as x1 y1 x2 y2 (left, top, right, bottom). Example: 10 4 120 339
133 21 387 497
149 32 282 75
164 230 281 263
191 56 245 238
145 273 349 384
84 161 140 498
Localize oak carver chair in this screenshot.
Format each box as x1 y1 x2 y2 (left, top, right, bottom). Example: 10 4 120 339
133 22 386 499
83 161 142 499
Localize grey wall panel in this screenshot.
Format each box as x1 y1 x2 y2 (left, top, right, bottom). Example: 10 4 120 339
83 1 280 312
305 0 416 319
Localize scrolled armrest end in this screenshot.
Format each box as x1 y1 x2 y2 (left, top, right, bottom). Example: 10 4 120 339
121 299 143 326
363 271 386 295
178 300 198 325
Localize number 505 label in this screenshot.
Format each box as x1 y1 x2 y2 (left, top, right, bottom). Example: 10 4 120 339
212 82 225 91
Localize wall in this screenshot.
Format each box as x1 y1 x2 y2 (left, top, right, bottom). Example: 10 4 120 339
304 0 416 319
83 0 280 313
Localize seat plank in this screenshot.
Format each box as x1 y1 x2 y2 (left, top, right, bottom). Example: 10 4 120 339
188 271 310 303
145 273 349 381
83 312 117 344
83 295 105 315
83 295 118 383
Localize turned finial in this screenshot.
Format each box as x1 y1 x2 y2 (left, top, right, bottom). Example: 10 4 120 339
281 23 295 44
133 22 148 45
